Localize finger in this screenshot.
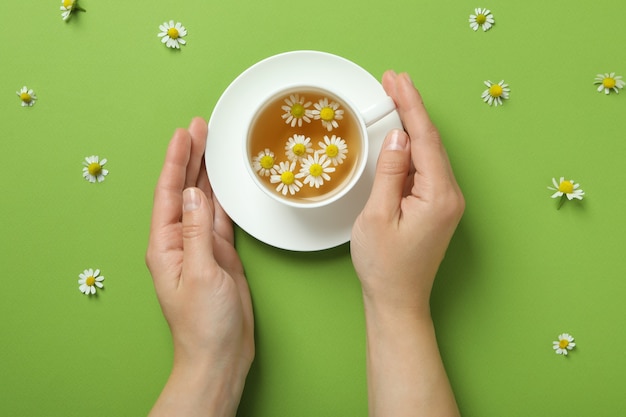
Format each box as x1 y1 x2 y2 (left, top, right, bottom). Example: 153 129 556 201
195 155 234 246
181 187 218 281
382 70 398 97
394 73 454 180
150 129 192 233
363 129 411 221
185 117 208 188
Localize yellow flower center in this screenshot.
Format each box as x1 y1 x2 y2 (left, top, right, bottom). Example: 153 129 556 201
603 77 616 89
63 0 74 8
167 27 180 39
292 143 306 156
20 92 32 103
476 14 487 24
558 339 570 349
325 144 339 158
85 276 96 286
309 163 323 177
260 155 274 169
280 171 295 185
88 162 102 176
489 84 503 98
558 180 574 194
290 103 305 118
320 107 335 122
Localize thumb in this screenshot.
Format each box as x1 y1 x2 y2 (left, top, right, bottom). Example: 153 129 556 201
181 187 216 280
364 129 411 218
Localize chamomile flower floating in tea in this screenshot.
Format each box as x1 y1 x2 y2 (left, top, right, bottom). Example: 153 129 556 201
285 134 314 161
158 21 187 49
270 161 303 196
252 149 276 176
78 268 104 295
482 80 510 106
281 94 313 127
312 98 344 131
594 72 625 95
553 333 576 356
60 0 85 21
297 153 335 188
318 135 348 166
469 8 494 32
82 155 109 183
16 86 37 107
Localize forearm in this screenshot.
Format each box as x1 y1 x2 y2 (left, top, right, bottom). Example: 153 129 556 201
363 300 460 417
148 356 247 417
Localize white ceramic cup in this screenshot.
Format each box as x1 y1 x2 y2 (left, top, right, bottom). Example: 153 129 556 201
244 84 396 209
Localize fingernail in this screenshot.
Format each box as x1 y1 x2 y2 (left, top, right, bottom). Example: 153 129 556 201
384 129 408 151
183 188 200 212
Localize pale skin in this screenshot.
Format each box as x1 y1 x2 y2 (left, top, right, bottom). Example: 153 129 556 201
351 71 464 416
146 118 254 417
146 71 464 416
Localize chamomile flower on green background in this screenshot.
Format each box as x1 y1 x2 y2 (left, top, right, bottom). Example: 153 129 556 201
270 161 303 196
281 94 313 127
60 0 85 21
317 135 348 166
82 155 109 183
482 80 510 106
158 21 187 49
548 177 584 200
16 86 37 107
553 333 576 356
469 8 494 31
594 72 625 94
78 268 105 295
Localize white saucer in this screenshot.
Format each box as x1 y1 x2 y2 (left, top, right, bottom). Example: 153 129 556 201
206 50 402 251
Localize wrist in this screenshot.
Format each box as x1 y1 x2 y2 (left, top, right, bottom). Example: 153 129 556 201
361 287 432 323
149 352 250 417
177 351 249 412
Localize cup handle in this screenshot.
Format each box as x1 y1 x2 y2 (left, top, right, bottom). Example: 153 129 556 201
361 96 396 128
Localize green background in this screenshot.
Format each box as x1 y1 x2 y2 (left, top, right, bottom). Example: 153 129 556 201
1 0 625 415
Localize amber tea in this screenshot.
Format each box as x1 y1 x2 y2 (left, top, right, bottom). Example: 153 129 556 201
247 87 365 206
